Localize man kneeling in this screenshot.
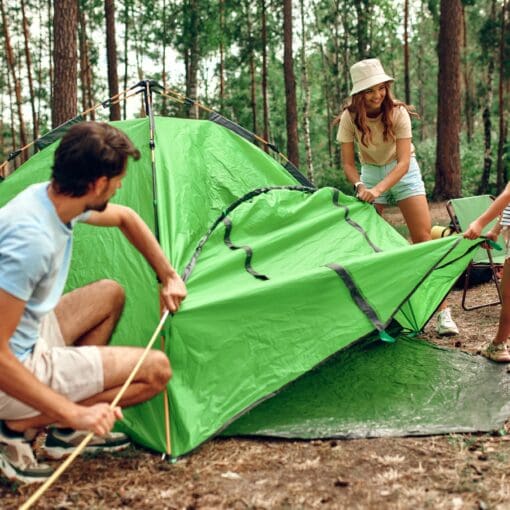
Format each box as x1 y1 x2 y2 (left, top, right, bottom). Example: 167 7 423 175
0 122 187 483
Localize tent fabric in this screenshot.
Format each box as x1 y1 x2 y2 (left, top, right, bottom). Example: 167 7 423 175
1 116 507 459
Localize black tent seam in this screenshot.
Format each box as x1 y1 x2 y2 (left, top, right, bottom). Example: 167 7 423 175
331 189 382 253
326 263 385 331
222 217 269 281
182 185 316 282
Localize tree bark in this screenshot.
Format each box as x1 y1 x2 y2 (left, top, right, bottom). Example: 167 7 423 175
1 0 28 157
496 0 508 192
283 0 299 166
461 5 474 143
78 6 94 119
299 0 314 183
52 0 78 127
434 0 462 199
21 0 38 141
219 0 225 111
246 2 257 135
477 0 497 195
186 0 200 119
404 0 410 104
105 0 120 121
260 0 270 148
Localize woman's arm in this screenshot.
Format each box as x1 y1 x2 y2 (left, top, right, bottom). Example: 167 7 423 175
341 142 361 185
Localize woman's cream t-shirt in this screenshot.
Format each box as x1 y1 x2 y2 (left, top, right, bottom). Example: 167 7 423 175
337 105 415 165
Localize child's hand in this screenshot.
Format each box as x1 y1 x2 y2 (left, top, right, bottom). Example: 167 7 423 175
464 220 483 239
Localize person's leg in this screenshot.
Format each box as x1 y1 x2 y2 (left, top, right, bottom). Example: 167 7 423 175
493 259 510 345
54 279 125 346
397 193 458 333
396 195 432 244
5 346 171 432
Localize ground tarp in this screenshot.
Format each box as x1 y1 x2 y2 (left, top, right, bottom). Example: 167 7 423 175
1 117 508 458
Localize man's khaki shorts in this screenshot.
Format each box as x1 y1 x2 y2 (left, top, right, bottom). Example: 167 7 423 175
0 312 104 420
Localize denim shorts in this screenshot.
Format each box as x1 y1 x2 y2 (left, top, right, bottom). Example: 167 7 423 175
360 157 426 205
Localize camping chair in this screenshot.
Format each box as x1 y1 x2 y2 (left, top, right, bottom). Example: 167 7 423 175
446 195 504 311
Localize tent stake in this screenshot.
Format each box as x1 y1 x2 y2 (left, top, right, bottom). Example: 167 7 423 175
19 310 171 510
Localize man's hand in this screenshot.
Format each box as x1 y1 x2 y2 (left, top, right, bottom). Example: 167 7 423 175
65 403 123 436
161 273 187 313
463 220 483 240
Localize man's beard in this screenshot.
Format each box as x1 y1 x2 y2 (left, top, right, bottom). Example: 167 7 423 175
85 200 108 212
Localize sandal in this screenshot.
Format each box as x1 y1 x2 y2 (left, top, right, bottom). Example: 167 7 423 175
483 342 510 363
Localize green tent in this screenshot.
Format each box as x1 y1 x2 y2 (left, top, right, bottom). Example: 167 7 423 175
1 116 509 458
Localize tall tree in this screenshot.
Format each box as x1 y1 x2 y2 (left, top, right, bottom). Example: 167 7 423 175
52 0 78 127
434 0 462 199
299 0 314 182
260 0 270 146
477 0 498 194
1 0 28 156
283 0 299 166
496 0 508 191
404 0 410 104
105 0 120 121
21 0 38 141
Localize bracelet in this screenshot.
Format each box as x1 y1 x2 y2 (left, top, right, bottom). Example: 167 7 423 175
354 181 363 190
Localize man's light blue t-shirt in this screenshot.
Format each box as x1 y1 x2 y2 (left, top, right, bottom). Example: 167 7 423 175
0 182 90 361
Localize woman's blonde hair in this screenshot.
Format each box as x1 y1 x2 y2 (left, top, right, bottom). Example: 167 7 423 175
335 82 418 147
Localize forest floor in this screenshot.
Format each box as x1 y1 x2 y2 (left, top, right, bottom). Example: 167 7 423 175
3 201 510 510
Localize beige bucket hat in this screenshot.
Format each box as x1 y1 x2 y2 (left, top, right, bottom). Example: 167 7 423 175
349 58 394 96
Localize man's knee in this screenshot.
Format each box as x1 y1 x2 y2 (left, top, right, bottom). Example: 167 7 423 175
147 351 172 392
96 279 125 315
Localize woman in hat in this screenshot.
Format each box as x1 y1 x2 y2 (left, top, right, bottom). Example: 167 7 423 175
336 58 458 336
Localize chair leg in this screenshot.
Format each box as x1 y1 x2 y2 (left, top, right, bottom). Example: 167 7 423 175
462 263 502 311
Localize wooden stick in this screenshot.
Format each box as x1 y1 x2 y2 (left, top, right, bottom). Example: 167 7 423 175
20 310 170 510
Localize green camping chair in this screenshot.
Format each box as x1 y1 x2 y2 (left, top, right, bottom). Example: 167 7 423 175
446 195 504 311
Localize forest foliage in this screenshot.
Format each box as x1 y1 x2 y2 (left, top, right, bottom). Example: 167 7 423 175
0 0 508 199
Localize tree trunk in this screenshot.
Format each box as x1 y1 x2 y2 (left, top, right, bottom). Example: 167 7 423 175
283 0 299 166
162 0 168 116
299 0 314 183
52 0 78 127
477 0 497 195
78 6 93 117
404 0 410 104
122 0 129 119
21 0 38 142
434 0 462 199
496 0 508 192
260 0 270 148
1 0 28 158
354 0 370 58
105 0 120 121
186 0 200 119
461 5 473 143
478 60 495 195
246 2 257 135
219 0 225 111
47 0 53 113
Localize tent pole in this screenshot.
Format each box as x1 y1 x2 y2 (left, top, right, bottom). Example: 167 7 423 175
142 80 172 457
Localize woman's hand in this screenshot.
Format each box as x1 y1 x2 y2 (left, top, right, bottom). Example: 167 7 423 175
463 220 483 240
356 184 381 203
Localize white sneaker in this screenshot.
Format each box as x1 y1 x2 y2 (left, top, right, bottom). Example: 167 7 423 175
436 307 459 336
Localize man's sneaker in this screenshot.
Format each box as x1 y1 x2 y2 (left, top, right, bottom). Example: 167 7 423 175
483 342 510 363
42 428 131 460
0 422 53 484
436 307 459 336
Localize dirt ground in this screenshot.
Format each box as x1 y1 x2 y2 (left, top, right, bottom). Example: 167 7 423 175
3 202 510 510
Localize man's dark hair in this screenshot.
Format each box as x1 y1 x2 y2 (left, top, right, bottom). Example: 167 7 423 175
51 122 141 197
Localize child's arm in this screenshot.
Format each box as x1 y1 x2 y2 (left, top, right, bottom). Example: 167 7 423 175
464 184 510 239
